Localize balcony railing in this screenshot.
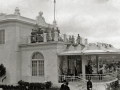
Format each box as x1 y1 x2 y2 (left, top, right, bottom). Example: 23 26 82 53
20 32 88 45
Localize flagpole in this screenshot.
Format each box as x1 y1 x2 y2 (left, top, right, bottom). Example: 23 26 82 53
54 0 56 22
53 0 57 28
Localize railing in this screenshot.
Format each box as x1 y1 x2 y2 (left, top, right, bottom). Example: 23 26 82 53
20 32 88 45
86 73 117 82
59 73 117 83
59 75 83 83
86 74 106 81
31 34 44 43
20 34 44 44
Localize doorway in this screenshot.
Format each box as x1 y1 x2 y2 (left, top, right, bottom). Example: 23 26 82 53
67 56 82 76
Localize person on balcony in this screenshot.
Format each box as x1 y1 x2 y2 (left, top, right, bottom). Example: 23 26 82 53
69 36 72 43
31 29 37 43
87 79 92 90
37 28 43 34
71 35 75 44
51 29 55 41
36 33 43 43
77 34 80 44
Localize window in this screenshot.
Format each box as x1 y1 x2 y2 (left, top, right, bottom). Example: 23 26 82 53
32 52 44 76
0 30 5 44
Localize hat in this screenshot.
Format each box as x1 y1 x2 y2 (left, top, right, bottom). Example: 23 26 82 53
63 80 67 82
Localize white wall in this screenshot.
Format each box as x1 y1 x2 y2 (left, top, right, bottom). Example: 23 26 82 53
0 21 34 84
20 43 63 83
0 22 20 84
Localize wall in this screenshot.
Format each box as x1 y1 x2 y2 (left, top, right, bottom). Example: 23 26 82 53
0 16 65 84
0 22 20 84
20 42 65 83
0 21 34 84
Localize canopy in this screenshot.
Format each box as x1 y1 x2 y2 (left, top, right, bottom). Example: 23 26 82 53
58 43 120 56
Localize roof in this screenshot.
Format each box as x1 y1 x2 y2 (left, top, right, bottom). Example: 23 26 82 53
58 43 120 55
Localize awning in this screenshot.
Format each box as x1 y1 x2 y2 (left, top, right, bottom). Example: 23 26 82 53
58 43 120 56
58 50 120 56
58 50 83 56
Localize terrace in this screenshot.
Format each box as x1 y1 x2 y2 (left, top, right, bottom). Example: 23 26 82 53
20 27 87 45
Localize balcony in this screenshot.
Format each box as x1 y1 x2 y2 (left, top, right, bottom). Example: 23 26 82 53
20 32 88 45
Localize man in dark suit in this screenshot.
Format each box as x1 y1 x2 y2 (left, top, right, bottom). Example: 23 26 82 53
60 80 70 90
87 79 92 90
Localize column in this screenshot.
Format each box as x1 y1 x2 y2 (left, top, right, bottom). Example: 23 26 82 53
63 34 67 42
96 55 99 73
49 31 52 41
43 33 47 42
54 31 58 41
64 56 67 80
82 55 86 79
85 39 88 46
80 37 82 44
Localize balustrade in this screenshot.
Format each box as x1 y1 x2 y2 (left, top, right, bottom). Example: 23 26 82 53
59 75 82 83
20 29 88 45
59 73 117 83
31 34 43 43
58 33 64 41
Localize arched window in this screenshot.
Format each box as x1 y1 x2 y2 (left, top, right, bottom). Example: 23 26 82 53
31 52 44 76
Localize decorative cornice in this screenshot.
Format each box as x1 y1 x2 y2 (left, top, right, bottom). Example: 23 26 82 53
0 14 52 28
19 41 67 47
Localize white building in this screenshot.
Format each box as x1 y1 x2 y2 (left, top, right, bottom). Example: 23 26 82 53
0 7 119 85
0 7 61 84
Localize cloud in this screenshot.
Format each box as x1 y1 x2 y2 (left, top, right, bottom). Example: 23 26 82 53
55 0 120 48
0 0 120 48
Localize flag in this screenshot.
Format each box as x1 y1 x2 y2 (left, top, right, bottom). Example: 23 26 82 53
54 0 56 3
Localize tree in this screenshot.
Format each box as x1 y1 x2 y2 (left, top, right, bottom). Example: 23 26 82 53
0 64 6 82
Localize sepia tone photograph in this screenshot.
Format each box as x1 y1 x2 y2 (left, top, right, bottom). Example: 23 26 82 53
0 0 120 90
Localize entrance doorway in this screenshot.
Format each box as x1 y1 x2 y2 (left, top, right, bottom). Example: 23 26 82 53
67 56 82 76
59 55 82 82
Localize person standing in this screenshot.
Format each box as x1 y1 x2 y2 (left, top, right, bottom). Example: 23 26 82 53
87 79 92 90
60 80 70 90
65 82 70 90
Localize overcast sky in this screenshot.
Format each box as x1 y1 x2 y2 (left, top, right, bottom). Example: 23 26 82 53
0 0 120 48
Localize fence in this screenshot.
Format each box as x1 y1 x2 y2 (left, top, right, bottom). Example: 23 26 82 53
59 73 117 83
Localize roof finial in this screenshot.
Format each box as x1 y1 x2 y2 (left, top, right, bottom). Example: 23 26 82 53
39 11 43 16
36 11 46 26
14 7 20 16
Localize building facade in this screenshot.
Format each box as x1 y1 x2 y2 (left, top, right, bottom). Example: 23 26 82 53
0 7 63 84
0 7 119 85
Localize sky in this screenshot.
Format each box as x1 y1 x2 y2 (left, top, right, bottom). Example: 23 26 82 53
0 0 120 48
